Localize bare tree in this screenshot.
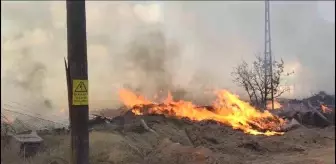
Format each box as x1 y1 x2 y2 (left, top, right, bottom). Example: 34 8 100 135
231 54 294 108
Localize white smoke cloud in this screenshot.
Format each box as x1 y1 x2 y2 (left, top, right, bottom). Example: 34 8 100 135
1 1 334 113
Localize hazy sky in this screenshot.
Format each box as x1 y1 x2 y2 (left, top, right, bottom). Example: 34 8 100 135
1 1 335 111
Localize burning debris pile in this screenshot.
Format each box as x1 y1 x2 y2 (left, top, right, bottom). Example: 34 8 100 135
89 89 335 137
272 91 335 128
84 89 334 164
116 88 287 136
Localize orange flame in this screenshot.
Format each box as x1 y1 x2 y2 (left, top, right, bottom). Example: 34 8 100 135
2 115 14 124
266 100 282 110
321 105 332 113
118 89 286 136
119 89 152 107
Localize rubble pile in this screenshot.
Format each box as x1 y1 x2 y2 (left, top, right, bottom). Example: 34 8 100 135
276 92 335 128
82 90 335 163
82 109 334 164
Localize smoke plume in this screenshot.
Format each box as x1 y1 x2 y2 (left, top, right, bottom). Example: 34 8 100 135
1 1 334 113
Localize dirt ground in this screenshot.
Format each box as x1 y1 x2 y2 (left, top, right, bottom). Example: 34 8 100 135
1 115 335 164
252 145 335 164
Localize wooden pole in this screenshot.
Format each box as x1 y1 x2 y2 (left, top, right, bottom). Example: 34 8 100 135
66 1 89 164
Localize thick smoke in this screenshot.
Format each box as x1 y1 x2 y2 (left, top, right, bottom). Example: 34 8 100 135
1 1 334 113
112 29 174 96
1 47 53 114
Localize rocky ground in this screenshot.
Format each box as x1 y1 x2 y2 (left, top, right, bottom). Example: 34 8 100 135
2 114 335 164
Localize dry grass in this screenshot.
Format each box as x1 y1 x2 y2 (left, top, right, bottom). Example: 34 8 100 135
1 118 335 164
2 132 139 164
1 130 221 164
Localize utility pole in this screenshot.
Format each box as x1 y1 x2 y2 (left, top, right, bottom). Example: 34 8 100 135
264 0 274 110
66 1 89 164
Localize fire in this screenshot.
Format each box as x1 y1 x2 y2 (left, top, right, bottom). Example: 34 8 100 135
321 105 332 113
119 89 152 107
2 115 14 124
118 89 286 136
266 100 282 110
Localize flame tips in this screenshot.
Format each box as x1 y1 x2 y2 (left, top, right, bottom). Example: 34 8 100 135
118 88 286 136
321 104 332 113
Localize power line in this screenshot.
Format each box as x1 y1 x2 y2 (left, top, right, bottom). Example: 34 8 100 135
2 102 69 122
3 100 65 116
2 108 68 127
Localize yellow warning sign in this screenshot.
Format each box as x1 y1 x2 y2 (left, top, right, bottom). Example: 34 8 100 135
72 80 88 105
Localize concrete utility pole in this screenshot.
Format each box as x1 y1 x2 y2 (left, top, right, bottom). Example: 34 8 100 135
66 1 89 164
264 0 274 110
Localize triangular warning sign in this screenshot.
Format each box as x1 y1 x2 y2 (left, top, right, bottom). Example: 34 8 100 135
75 82 88 92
